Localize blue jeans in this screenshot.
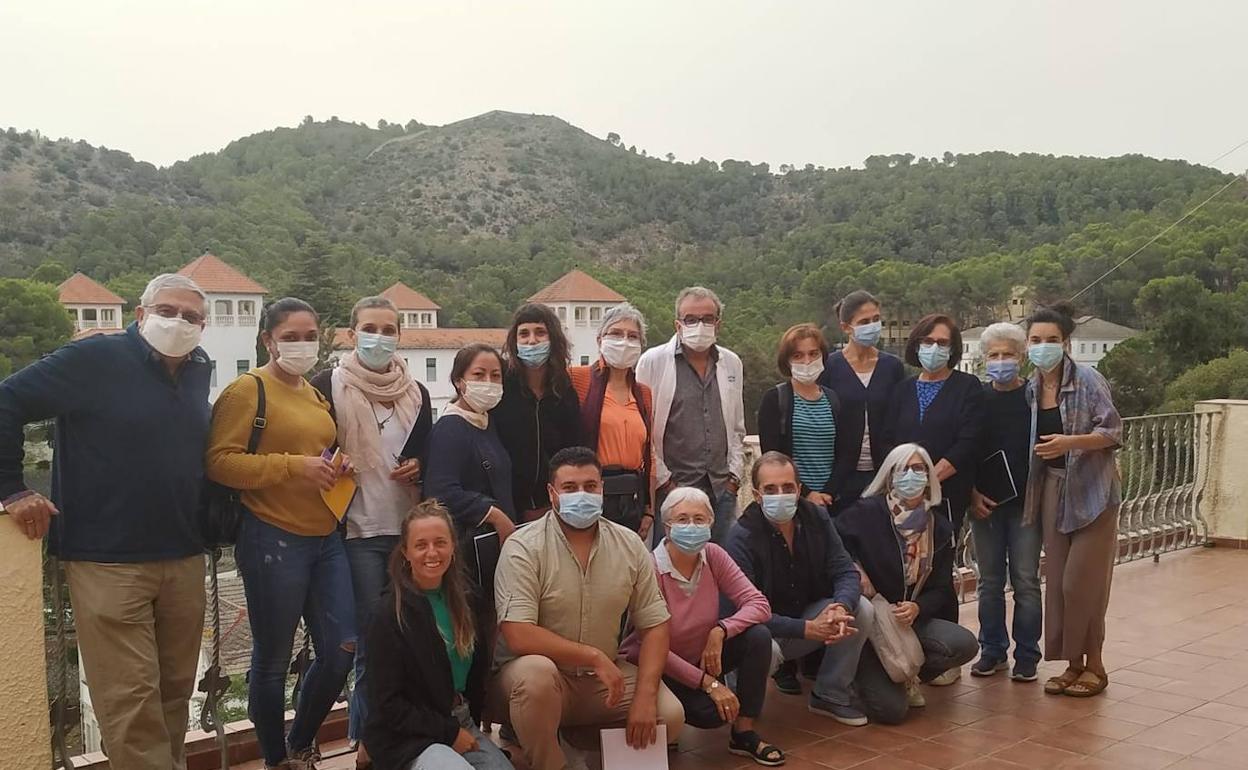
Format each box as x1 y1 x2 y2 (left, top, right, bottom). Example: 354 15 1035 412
236 511 358 766
771 596 871 706
408 702 513 770
855 617 979 724
971 506 1042 667
711 487 739 544
345 535 400 743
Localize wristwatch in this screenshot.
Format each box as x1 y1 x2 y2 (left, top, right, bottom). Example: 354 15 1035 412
703 677 720 694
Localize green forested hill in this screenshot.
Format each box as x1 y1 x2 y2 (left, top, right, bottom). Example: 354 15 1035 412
1 113 1245 416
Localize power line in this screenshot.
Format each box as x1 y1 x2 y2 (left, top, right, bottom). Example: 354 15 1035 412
1068 139 1248 302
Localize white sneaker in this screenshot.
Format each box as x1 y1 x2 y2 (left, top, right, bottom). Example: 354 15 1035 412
930 667 962 687
906 678 926 708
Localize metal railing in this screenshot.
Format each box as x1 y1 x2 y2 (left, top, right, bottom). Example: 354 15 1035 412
1115 411 1215 563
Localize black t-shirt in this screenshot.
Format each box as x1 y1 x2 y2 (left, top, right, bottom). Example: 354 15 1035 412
1037 406 1066 469
976 382 1032 511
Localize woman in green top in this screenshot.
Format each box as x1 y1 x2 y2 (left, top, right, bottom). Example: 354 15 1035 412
365 501 513 770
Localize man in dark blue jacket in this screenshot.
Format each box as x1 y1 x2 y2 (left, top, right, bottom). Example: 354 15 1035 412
725 451 874 727
0 273 212 770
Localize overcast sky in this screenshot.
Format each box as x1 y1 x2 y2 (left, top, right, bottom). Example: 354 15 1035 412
3 1 1247 172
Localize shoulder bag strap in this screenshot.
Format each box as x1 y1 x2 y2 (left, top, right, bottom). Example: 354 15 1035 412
245 372 266 454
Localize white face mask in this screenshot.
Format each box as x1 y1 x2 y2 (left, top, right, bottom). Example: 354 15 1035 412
274 341 319 376
790 358 825 385
460 380 503 413
680 322 717 352
140 313 202 358
600 336 642 369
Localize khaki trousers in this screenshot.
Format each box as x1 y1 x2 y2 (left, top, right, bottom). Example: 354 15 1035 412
1039 469 1118 662
65 556 206 770
493 655 685 770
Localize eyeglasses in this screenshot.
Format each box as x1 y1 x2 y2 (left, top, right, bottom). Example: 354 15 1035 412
679 314 719 327
603 329 643 342
899 462 927 473
146 304 205 326
919 337 951 348
670 515 713 527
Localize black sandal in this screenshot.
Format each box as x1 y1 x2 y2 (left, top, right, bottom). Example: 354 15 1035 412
729 730 786 766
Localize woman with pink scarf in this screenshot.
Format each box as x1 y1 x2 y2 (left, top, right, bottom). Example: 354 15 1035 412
311 295 432 770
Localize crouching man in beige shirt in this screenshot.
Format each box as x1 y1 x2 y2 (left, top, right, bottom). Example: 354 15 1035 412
492 446 685 770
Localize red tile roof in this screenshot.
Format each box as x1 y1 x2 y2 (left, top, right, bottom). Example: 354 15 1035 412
381 282 441 311
333 327 507 351
177 253 267 295
57 272 125 305
529 270 626 303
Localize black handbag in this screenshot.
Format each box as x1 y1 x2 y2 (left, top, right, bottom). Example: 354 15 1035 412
201 373 266 550
601 467 645 532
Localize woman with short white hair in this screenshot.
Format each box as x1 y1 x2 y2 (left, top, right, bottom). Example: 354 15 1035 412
621 486 782 765
834 444 978 723
966 322 1043 684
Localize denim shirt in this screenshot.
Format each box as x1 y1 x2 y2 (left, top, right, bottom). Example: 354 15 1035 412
1022 357 1123 534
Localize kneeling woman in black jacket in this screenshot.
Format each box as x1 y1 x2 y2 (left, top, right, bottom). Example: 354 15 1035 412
366 500 513 770
835 443 977 724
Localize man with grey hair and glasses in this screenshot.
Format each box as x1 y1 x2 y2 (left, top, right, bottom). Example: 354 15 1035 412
0 272 213 770
637 286 747 544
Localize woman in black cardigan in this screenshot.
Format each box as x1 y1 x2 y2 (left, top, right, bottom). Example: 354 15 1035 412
366 500 513 770
494 303 580 521
817 291 907 515
884 314 985 554
758 323 843 508
835 443 977 724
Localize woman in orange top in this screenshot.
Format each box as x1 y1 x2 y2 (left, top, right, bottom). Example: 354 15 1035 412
568 303 656 540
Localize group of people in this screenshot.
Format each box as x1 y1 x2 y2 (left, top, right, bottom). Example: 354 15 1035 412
0 272 1124 770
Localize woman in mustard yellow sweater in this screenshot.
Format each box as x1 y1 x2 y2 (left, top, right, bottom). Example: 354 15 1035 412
206 297 356 770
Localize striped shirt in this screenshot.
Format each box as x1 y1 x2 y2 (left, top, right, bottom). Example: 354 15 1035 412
792 392 836 492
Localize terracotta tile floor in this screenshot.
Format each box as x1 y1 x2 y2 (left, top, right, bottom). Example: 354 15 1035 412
244 547 1248 769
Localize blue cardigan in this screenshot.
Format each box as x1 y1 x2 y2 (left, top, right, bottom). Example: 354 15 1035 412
817 350 906 491
0 324 211 561
422 412 516 535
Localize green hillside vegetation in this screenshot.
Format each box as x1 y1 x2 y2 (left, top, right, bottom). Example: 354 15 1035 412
1 112 1246 418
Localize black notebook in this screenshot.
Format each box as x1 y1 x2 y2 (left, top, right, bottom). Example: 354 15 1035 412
978 450 1019 507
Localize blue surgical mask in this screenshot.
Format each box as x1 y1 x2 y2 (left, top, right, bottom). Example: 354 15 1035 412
555 491 604 529
892 468 929 500
985 359 1020 385
853 321 883 347
516 342 551 368
669 523 712 554
918 343 951 373
760 493 798 523
1028 342 1064 372
355 332 397 371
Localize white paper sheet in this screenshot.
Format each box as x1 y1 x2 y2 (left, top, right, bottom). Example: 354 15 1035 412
600 723 669 770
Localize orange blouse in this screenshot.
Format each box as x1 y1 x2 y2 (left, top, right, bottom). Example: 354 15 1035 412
598 388 647 470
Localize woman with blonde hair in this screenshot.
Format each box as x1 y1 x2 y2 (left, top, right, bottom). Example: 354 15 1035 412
364 500 513 770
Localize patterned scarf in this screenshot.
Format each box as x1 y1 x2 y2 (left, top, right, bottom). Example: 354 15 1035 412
886 494 934 590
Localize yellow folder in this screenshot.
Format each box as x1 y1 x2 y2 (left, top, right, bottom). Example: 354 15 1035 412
320 449 357 521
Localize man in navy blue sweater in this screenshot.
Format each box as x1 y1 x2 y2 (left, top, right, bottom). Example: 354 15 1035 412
0 273 212 770
725 452 874 727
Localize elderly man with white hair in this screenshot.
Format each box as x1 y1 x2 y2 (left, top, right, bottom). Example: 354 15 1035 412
835 443 979 723
621 486 782 765
967 322 1042 683
0 272 212 770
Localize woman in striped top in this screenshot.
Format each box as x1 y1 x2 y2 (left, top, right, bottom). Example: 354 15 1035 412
757 323 842 509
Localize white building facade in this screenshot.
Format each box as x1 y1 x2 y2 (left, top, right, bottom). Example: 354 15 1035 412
57 273 125 338
177 253 267 402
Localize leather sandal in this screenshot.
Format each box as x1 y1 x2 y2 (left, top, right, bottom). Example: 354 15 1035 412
729 730 786 767
1044 668 1083 695
1063 670 1109 698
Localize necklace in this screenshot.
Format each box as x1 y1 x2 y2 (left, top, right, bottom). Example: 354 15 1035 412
369 402 395 432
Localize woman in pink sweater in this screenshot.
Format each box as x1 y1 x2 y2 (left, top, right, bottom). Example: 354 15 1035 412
622 487 783 766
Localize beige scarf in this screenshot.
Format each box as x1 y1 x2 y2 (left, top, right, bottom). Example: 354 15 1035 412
443 400 488 430
332 351 422 472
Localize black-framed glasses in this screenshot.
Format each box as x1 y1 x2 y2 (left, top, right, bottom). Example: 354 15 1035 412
679 314 719 327
919 337 951 348
146 304 205 326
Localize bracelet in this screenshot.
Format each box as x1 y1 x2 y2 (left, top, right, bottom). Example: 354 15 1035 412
641 512 654 519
